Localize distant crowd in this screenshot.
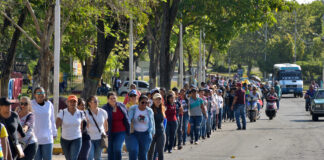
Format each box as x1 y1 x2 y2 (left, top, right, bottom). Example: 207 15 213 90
0 76 288 160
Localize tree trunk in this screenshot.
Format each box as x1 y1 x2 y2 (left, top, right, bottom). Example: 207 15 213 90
159 0 180 90
81 18 118 99
206 44 213 68
247 61 253 77
0 7 27 97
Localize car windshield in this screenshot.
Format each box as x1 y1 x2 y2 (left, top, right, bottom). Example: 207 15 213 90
278 71 302 80
316 91 324 99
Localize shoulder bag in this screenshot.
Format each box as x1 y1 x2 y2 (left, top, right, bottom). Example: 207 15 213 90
88 110 108 148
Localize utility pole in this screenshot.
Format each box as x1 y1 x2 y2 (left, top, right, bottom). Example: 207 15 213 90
322 14 324 87
129 17 134 87
203 43 206 83
53 0 60 117
264 22 268 80
198 30 202 87
179 18 184 89
294 10 297 63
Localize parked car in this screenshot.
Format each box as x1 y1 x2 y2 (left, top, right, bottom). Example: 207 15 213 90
309 88 324 121
118 80 149 96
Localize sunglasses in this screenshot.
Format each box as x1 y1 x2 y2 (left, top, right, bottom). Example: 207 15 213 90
36 92 45 95
140 101 148 105
20 102 28 106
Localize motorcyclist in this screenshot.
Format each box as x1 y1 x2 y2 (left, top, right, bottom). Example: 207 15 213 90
260 83 269 108
304 85 315 111
249 86 261 114
266 87 278 103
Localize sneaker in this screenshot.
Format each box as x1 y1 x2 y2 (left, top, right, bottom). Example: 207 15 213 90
242 127 246 130
178 146 183 150
202 136 206 139
194 141 199 145
237 128 241 130
190 140 193 144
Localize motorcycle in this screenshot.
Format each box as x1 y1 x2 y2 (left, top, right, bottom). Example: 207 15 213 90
304 94 313 112
266 95 277 120
247 96 259 122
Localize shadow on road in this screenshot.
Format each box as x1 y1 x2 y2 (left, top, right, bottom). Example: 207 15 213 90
291 119 324 122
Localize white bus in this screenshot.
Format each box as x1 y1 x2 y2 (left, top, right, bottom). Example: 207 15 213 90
273 63 303 97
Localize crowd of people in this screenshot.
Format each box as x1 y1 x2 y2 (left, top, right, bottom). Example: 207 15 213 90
0 76 285 160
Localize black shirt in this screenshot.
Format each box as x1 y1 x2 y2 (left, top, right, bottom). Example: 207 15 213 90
153 107 165 136
0 111 25 145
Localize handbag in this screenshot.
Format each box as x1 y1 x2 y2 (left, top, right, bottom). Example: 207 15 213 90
88 110 108 148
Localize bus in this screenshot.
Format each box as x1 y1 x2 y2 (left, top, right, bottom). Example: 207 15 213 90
273 63 303 97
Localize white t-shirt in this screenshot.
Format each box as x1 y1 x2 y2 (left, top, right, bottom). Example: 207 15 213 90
86 108 108 140
57 109 85 140
217 95 224 109
133 107 149 132
31 100 57 144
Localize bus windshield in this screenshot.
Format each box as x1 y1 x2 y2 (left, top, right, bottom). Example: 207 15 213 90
278 70 302 80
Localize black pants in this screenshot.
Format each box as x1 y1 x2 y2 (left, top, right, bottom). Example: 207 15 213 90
147 133 165 160
78 136 91 160
176 116 183 147
17 143 38 160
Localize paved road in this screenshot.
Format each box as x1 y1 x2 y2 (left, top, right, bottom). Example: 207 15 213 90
54 96 324 160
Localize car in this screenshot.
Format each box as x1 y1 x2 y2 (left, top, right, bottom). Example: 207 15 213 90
309 89 324 121
118 80 149 96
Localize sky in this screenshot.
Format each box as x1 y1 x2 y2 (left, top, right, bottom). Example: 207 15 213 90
295 0 317 4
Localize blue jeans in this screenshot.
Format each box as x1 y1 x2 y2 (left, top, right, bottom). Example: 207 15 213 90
200 116 207 138
223 105 230 120
206 111 212 135
182 113 189 143
212 111 217 130
234 104 247 129
165 121 178 151
176 115 183 146
35 143 53 160
218 108 223 128
277 99 280 109
126 131 152 160
61 138 82 160
108 131 126 160
88 140 103 160
189 116 202 142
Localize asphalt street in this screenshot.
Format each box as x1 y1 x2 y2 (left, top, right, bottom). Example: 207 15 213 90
53 95 324 160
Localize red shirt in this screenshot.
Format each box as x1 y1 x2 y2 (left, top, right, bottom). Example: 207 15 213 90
112 107 126 133
165 103 177 122
235 89 246 105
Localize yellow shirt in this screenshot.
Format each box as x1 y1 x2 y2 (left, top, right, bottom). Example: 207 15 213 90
126 101 137 109
0 123 8 158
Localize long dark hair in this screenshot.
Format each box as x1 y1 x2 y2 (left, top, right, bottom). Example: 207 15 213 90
151 99 166 118
166 94 175 106
86 96 96 109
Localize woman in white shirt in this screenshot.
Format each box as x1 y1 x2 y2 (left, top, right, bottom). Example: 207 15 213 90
85 96 108 160
56 95 85 160
31 87 57 160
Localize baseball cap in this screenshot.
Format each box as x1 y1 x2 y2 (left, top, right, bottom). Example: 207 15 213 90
153 93 162 100
218 89 223 93
67 95 78 102
129 90 137 96
0 97 13 106
150 88 160 94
